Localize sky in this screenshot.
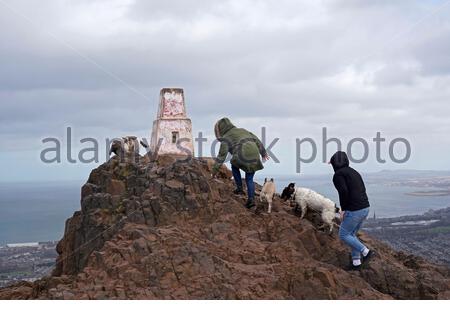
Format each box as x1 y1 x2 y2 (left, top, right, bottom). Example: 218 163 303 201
1 0 450 182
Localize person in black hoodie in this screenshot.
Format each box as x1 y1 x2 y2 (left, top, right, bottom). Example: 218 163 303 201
329 151 373 270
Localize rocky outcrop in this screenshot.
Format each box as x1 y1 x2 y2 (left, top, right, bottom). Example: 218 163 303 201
1 155 449 299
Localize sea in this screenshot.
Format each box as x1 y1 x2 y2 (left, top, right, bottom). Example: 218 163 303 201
0 181 82 246
1 172 450 245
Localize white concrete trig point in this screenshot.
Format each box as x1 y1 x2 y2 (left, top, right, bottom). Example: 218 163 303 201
150 88 195 157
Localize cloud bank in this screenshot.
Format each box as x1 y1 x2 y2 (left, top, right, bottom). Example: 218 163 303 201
1 0 450 180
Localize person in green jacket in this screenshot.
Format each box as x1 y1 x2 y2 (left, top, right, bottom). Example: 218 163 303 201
212 117 269 208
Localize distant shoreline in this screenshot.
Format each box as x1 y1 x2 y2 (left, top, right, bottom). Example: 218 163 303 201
406 190 450 197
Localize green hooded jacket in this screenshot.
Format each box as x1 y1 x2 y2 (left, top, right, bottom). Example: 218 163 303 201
212 118 267 173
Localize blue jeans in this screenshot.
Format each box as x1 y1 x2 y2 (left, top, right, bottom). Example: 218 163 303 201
339 207 370 260
231 165 255 199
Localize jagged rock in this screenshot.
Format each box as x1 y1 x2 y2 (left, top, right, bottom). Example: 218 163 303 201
1 155 449 299
106 179 125 196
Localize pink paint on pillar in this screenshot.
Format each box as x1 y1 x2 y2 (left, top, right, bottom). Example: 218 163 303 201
150 88 195 157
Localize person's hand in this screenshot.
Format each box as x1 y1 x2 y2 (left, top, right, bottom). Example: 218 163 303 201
339 210 346 221
263 154 270 161
211 163 220 178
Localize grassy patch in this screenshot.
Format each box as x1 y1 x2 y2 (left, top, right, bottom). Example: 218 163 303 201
422 226 450 234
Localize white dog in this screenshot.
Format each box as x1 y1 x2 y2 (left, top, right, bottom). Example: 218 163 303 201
293 187 338 233
260 178 276 213
110 136 146 160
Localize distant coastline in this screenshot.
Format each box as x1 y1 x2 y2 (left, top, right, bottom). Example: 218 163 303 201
2 169 450 245
406 190 450 197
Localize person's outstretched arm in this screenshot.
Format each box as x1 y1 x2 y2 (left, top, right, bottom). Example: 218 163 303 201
212 140 230 173
333 174 349 211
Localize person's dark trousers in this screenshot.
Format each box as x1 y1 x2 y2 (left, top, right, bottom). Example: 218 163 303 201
231 165 255 199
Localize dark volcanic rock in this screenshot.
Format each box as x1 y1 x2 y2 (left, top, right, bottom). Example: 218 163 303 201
1 156 450 299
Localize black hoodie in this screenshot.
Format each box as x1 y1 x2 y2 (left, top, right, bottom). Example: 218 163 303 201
330 151 370 211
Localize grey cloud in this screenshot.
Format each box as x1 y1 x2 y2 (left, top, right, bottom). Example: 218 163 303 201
0 0 450 176
127 0 220 20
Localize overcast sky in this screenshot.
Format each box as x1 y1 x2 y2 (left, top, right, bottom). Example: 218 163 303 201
1 0 450 182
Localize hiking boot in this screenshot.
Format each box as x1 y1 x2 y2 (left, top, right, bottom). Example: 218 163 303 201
233 188 245 195
245 198 256 209
362 250 375 265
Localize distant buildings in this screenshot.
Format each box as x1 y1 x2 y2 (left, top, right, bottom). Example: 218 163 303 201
0 241 58 287
6 242 39 248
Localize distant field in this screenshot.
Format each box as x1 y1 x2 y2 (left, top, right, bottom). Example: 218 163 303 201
422 226 450 234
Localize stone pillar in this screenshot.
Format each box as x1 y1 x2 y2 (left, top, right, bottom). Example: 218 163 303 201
150 88 195 157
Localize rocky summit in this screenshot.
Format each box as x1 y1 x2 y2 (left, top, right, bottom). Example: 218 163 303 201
1 155 450 299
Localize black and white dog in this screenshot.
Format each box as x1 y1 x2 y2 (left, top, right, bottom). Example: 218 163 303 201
281 183 296 201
